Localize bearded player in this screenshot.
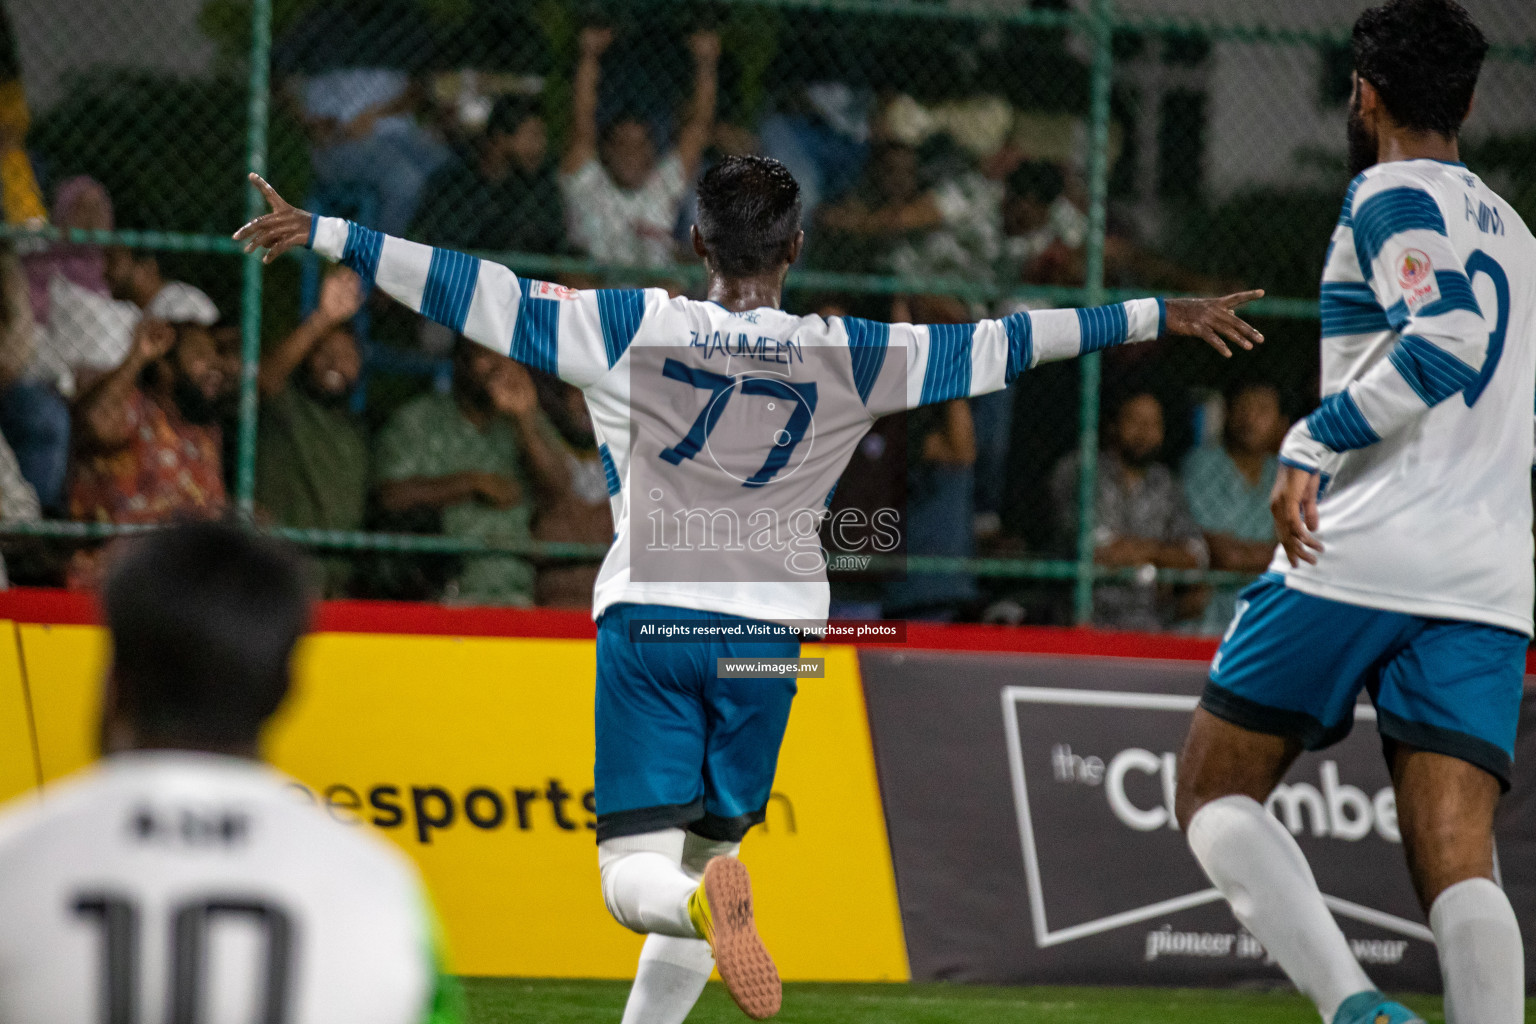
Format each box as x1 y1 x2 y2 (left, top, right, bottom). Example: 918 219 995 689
238 156 1261 1020
1175 3 1532 1023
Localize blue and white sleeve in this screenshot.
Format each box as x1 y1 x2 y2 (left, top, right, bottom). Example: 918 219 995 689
308 216 659 388
1280 178 1488 471
859 297 1163 417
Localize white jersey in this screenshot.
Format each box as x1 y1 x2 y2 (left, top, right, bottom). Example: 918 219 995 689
0 753 450 1024
1278 158 1536 634
310 216 1163 625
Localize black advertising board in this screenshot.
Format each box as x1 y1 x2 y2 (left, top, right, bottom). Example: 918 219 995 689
859 648 1536 992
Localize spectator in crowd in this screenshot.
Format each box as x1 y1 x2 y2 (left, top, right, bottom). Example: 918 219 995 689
760 81 872 221
1182 381 1285 634
998 159 1088 286
254 268 367 596
0 6 44 230
1 178 120 512
530 375 612 608
374 340 568 606
0 422 40 588
560 26 719 269
411 95 564 255
21 176 112 324
295 65 448 236
104 247 219 327
66 318 233 588
883 296 979 620
1051 391 1208 631
816 139 1000 282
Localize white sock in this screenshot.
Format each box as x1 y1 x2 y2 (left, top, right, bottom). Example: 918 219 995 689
1430 877 1524 1024
681 831 740 880
1187 796 1374 1022
620 934 715 1024
599 830 699 939
616 832 739 1024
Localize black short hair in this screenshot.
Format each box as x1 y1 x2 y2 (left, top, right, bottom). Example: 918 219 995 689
487 95 542 137
102 522 311 748
695 155 802 276
1352 0 1487 136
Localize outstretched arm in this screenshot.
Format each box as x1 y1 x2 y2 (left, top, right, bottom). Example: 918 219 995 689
856 291 1264 418
675 30 720 181
562 27 612 176
235 173 654 390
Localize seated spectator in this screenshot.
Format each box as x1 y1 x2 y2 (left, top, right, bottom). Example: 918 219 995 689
816 139 1000 282
374 341 568 606
295 66 449 236
0 178 118 512
411 96 564 254
531 375 612 608
69 318 231 526
1183 381 1285 634
0 425 40 587
998 159 1088 286
254 268 367 596
1051 392 1208 631
104 247 219 327
560 26 719 269
20 176 112 324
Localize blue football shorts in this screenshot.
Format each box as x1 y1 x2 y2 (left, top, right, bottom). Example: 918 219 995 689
593 603 799 842
1203 573 1528 788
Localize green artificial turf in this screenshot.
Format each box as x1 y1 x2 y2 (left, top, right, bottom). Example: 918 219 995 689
457 978 1501 1024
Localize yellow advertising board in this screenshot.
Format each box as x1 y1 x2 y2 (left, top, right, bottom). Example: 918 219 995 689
0 623 38 803
9 621 909 981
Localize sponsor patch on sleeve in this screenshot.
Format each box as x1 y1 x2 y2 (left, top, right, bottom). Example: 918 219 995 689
1396 248 1440 313
536 281 581 301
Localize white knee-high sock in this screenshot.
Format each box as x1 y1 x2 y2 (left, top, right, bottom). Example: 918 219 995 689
1430 877 1524 1024
616 832 740 1024
620 934 716 1024
1188 796 1374 1022
599 830 699 939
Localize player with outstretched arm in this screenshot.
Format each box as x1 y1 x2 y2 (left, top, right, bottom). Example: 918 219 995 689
237 157 1262 1021
1173 3 1533 1023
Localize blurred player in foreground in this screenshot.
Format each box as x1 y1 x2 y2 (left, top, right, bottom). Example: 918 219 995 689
237 156 1262 1020
0 523 458 1024
1175 2 1532 1022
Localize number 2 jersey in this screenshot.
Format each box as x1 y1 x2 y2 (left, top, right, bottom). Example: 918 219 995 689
1278 158 1536 635
308 216 1164 626
0 752 455 1024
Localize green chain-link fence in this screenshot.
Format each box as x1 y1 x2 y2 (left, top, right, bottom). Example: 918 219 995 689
0 0 1530 626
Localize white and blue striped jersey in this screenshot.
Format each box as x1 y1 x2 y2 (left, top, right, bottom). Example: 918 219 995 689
1278 159 1536 635
309 216 1164 625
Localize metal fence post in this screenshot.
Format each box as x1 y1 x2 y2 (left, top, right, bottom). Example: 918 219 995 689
1072 0 1116 625
236 0 273 517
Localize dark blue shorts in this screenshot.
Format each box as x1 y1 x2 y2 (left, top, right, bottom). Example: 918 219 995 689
1203 574 1527 787
594 603 799 842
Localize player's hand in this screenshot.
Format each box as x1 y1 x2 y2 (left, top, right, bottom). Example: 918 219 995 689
688 30 722 64
315 268 363 325
1163 290 1265 358
471 472 523 509
233 173 314 264
1270 461 1324 567
579 26 614 58
486 360 539 422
